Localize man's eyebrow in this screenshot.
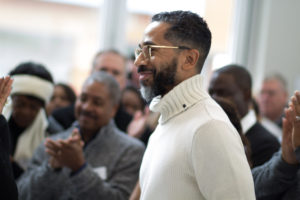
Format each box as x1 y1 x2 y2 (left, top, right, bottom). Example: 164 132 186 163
142 41 156 46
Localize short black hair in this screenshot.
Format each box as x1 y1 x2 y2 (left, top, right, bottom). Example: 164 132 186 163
215 64 252 94
9 61 54 83
152 10 212 72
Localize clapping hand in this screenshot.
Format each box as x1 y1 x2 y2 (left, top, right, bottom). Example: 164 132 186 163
45 128 85 171
281 91 300 164
0 76 13 114
290 91 300 148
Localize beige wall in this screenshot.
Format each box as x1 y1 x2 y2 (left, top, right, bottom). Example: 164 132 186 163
0 0 234 92
0 0 100 93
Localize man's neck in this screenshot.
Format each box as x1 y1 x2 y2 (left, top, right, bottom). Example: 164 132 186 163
81 129 99 144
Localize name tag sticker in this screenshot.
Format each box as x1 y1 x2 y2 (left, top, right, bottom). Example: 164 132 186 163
93 166 107 180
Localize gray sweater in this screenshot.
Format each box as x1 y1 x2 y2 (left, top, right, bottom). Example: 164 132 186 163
17 121 145 200
252 150 300 200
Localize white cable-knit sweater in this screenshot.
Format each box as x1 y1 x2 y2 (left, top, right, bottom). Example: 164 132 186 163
139 75 256 200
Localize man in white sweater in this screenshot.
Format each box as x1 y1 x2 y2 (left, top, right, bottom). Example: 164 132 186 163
132 10 256 200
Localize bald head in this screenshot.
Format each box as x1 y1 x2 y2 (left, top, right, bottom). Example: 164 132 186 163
209 64 252 118
92 50 127 90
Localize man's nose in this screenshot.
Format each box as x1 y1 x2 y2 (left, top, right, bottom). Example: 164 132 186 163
134 53 148 68
82 101 93 111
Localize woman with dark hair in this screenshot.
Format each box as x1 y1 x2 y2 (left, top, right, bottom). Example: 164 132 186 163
46 83 76 116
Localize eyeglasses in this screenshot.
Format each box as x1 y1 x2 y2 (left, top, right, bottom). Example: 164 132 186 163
135 45 191 60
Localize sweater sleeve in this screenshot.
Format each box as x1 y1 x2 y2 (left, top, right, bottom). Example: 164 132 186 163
69 143 145 200
191 120 256 200
252 151 299 200
17 143 67 200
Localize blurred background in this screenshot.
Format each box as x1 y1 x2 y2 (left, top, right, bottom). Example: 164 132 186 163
0 0 299 95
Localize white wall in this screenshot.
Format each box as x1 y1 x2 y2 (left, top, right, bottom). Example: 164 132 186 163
246 0 300 95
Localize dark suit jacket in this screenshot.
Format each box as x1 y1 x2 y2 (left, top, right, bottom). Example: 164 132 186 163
246 122 280 168
0 115 18 200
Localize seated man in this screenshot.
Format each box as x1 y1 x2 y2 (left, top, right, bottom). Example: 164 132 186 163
51 50 132 132
17 71 145 200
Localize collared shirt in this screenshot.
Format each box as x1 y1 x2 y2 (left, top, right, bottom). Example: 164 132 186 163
241 109 257 134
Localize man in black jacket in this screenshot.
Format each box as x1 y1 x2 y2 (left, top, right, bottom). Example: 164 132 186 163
209 64 280 167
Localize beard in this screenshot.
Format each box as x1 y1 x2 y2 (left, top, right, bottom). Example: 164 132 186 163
139 58 178 102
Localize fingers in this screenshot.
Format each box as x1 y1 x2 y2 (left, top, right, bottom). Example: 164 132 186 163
282 109 293 142
0 76 13 112
71 128 80 138
289 91 300 123
0 76 13 95
45 138 63 156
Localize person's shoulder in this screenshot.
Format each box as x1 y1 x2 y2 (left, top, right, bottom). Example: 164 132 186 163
188 97 231 124
248 122 279 141
246 122 279 146
110 127 145 150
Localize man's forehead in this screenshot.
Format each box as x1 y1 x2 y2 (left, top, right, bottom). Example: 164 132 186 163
82 81 107 94
95 53 125 69
141 21 170 45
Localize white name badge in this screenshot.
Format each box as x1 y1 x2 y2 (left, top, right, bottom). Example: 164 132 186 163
93 166 107 180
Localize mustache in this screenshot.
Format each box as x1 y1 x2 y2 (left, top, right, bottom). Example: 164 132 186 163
137 65 154 73
79 110 97 118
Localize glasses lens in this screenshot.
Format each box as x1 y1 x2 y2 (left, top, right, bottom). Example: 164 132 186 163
135 46 150 60
135 48 142 58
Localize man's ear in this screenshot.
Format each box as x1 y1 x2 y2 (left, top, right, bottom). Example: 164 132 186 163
182 49 200 70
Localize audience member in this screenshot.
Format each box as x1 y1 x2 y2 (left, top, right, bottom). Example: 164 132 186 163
133 10 255 200
252 90 300 200
257 74 289 140
0 76 18 200
46 83 76 116
92 50 127 90
2 62 61 178
51 50 132 132
209 64 280 167
122 86 159 145
121 85 146 116
126 53 140 88
17 71 145 200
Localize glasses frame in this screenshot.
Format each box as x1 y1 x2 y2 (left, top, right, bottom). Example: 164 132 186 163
135 45 191 60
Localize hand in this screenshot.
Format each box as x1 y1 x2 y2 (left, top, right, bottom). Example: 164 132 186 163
281 107 298 164
0 76 13 113
127 108 150 138
45 128 85 171
290 91 300 148
45 138 63 169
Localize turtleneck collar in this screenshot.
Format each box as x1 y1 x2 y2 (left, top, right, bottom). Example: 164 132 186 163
149 74 209 124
